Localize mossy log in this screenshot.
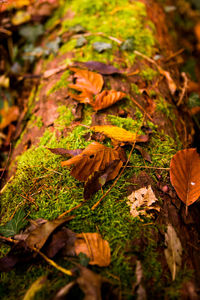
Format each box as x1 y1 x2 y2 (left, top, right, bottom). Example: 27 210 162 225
0 0 200 299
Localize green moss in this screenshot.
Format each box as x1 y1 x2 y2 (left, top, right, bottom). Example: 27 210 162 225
46 70 70 95
107 114 144 135
54 105 74 130
131 83 141 95
49 0 155 66
140 67 158 81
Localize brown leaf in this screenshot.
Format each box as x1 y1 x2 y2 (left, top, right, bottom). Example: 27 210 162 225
170 148 200 210
68 90 94 104
75 233 111 267
69 68 103 95
93 90 126 111
61 142 123 182
45 227 76 258
26 216 74 250
135 145 152 163
0 106 19 129
90 125 137 143
84 160 123 200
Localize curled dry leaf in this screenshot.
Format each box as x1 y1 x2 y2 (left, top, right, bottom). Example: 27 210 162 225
164 224 182 280
75 233 111 267
61 141 123 182
26 216 74 250
93 90 126 111
127 185 160 218
170 148 200 212
90 125 137 143
69 67 103 95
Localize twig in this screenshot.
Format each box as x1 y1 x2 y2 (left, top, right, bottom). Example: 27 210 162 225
31 246 73 276
127 165 170 170
177 72 188 106
164 48 184 62
0 235 18 244
129 96 154 123
134 50 177 95
58 201 86 219
79 32 122 45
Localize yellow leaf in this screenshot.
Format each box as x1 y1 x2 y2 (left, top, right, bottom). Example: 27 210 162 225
90 125 137 143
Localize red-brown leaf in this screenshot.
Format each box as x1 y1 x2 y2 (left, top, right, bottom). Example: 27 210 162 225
69 68 103 95
93 90 126 111
170 148 200 209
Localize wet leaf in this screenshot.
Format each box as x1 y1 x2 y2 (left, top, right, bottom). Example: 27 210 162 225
127 185 160 218
61 142 123 182
90 125 137 143
26 216 74 250
75 233 111 267
164 224 182 280
82 61 121 74
0 209 27 237
84 160 123 200
23 276 47 300
170 148 200 210
93 42 112 53
0 105 19 129
69 68 103 95
93 90 126 111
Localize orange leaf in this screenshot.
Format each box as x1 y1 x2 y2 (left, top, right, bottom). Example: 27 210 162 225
90 125 137 143
75 232 111 267
68 90 94 104
69 68 103 95
93 90 126 111
0 106 19 129
158 66 176 95
170 148 200 211
61 141 123 182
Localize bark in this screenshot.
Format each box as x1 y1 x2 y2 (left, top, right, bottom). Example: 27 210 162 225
1 0 200 299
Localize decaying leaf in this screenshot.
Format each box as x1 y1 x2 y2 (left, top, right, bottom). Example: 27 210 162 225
127 185 160 218
61 141 124 182
26 216 74 250
93 90 126 111
170 148 200 212
75 233 110 267
23 276 47 300
0 209 27 237
164 224 182 280
90 125 137 143
69 68 103 95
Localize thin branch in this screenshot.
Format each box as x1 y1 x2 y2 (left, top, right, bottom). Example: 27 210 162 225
58 201 86 219
177 72 188 106
127 165 170 170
